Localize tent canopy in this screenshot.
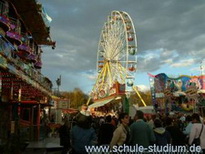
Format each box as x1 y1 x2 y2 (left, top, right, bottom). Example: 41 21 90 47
88 97 116 109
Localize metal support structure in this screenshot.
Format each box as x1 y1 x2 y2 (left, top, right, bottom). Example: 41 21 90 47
132 86 147 107
86 97 91 106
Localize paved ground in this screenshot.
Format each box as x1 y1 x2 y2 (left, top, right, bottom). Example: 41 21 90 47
23 137 63 154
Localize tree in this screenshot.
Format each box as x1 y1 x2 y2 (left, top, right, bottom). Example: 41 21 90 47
129 90 152 107
61 88 89 109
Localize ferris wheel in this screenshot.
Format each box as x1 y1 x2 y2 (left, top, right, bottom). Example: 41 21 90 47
91 11 137 101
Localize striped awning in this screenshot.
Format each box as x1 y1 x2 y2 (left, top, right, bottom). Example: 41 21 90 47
198 89 205 94
173 91 186 97
88 97 115 109
62 108 78 114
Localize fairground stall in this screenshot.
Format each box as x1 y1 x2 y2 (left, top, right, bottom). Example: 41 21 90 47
149 73 205 116
0 0 56 146
50 97 78 123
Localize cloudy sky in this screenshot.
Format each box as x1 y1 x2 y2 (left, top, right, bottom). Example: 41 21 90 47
38 0 205 94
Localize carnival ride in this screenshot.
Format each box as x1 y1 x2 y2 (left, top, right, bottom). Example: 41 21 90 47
149 72 205 113
87 11 146 114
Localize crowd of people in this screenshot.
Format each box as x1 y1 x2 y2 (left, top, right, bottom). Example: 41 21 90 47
58 105 205 154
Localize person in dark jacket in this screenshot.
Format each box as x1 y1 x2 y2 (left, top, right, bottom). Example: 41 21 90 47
59 120 70 154
153 118 171 146
71 115 97 154
129 110 156 148
98 115 115 145
165 117 186 145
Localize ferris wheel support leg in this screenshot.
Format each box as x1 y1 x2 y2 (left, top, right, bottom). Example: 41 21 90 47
132 86 147 107
107 62 113 84
91 62 107 94
86 97 91 106
96 62 107 83
102 62 108 83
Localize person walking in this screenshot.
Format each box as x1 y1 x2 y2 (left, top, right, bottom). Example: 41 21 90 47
98 115 115 145
183 115 193 144
183 115 193 135
153 118 171 146
59 119 71 154
129 110 156 149
110 113 130 148
71 115 97 154
165 117 186 146
189 113 205 153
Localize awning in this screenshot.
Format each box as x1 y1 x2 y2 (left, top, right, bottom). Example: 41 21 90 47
198 89 205 94
11 100 38 105
11 101 52 107
51 95 60 100
62 108 78 114
173 91 186 97
88 97 115 109
20 100 38 104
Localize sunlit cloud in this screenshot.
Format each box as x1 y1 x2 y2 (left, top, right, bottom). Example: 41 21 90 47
162 58 173 64
81 71 97 81
170 59 195 67
86 74 97 80
190 66 201 72
137 84 150 92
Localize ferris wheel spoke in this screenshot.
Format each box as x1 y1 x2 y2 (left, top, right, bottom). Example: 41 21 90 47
113 28 126 50
111 48 126 62
111 40 126 60
118 64 131 81
119 63 135 79
107 62 113 86
110 63 126 83
109 37 126 60
108 21 125 59
109 42 122 59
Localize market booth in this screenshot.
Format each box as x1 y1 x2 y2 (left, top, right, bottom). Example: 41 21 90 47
0 0 55 146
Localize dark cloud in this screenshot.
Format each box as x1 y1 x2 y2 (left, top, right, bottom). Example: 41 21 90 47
38 0 205 91
137 56 162 72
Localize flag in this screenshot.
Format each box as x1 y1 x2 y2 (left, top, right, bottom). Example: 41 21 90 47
147 72 156 78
